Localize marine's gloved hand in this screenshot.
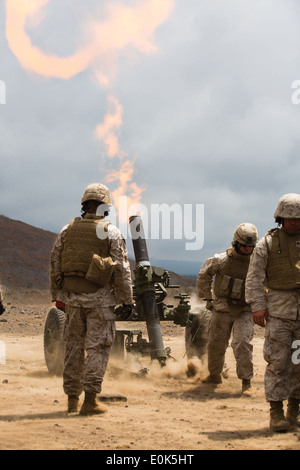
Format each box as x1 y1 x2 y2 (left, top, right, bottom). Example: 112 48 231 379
0 302 5 316
116 303 133 320
55 301 66 312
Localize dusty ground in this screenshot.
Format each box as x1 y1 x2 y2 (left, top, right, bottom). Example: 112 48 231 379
0 291 299 451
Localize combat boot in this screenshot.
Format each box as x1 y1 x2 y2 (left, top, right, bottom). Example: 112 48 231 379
269 401 290 433
68 395 80 413
241 379 254 397
286 398 300 429
202 374 222 384
79 392 108 416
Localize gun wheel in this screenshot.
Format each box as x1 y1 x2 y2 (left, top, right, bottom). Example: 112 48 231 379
185 310 211 360
44 307 66 376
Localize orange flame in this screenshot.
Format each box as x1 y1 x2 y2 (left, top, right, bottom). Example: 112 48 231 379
95 94 145 220
5 0 174 80
5 0 174 213
95 95 125 159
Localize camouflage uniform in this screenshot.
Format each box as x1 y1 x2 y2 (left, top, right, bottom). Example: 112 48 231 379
245 234 300 402
51 222 132 398
198 252 254 382
246 193 300 432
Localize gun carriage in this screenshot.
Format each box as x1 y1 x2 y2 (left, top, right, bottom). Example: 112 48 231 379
44 216 210 375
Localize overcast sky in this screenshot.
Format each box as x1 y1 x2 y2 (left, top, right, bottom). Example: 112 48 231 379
1 0 300 275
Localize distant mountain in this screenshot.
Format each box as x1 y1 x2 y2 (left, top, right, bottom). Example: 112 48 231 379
150 258 201 279
0 215 57 290
0 216 194 291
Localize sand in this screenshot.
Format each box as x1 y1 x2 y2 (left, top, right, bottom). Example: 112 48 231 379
0 293 299 451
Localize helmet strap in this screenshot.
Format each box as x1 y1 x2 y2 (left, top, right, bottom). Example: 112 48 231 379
81 200 100 217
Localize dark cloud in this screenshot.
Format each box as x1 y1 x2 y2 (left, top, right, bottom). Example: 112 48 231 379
1 1 300 274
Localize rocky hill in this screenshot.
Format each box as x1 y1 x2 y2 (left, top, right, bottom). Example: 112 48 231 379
0 215 57 291
0 215 194 293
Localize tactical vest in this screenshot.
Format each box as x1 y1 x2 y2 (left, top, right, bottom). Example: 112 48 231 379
213 248 250 313
266 228 300 290
61 215 110 294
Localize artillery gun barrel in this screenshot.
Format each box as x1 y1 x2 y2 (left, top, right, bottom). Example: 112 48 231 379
129 215 167 366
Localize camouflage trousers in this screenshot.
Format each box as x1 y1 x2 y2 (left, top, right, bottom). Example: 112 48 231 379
264 317 300 402
207 308 254 380
63 305 116 396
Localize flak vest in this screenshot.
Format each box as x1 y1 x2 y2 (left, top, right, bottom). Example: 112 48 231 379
61 215 110 294
213 248 251 314
266 228 300 290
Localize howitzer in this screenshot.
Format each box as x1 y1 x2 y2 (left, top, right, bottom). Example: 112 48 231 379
129 215 168 366
43 216 211 375
0 301 5 316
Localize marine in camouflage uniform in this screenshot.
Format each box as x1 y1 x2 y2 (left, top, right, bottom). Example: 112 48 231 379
50 183 133 415
198 223 258 396
246 193 300 432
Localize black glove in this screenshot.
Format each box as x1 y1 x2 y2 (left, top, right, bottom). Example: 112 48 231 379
118 304 133 320
0 302 5 316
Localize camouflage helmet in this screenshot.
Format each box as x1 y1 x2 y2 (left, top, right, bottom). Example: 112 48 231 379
274 193 300 221
81 183 112 206
233 223 258 246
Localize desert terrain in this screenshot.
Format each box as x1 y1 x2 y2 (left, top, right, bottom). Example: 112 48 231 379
0 216 299 452
0 290 299 452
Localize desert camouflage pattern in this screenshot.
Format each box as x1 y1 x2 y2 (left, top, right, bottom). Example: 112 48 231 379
63 305 116 396
264 317 300 401
245 235 300 320
246 234 300 401
81 183 112 205
197 252 229 312
50 222 133 307
198 252 254 380
50 219 133 397
233 223 258 246
207 308 254 379
274 193 300 220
